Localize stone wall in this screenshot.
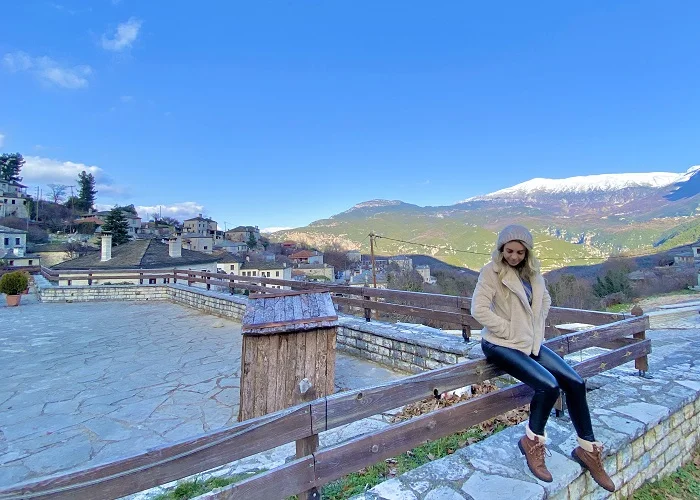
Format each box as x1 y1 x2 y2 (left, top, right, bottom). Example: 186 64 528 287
165 284 247 321
337 316 474 373
39 284 170 302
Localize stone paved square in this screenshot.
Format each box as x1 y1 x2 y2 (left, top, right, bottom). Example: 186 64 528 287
0 296 405 489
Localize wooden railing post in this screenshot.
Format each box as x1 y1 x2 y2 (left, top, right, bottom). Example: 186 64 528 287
296 381 320 500
460 300 471 342
631 305 650 378
363 288 371 322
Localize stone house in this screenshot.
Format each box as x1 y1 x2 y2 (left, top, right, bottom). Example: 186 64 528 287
225 226 260 243
183 214 217 236
293 263 335 281
290 250 323 264
51 234 219 286
0 224 39 266
181 234 214 254
0 180 30 219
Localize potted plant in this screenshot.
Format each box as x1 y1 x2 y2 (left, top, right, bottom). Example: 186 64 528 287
0 271 30 307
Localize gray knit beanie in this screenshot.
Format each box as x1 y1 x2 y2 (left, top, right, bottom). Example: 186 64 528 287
496 224 534 250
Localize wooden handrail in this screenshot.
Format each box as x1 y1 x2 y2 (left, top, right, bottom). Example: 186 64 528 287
0 315 649 500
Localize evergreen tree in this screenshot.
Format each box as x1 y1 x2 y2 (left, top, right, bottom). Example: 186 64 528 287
102 207 130 245
77 170 97 212
0 153 25 182
246 233 257 250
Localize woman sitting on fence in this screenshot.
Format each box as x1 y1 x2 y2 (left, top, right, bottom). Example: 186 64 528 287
471 224 615 492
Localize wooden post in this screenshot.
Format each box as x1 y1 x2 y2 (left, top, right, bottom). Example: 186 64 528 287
631 305 649 377
172 269 177 283
461 301 471 342
369 233 377 289
554 390 566 418
363 289 371 322
295 378 320 500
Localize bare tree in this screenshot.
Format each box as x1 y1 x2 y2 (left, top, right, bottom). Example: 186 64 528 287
47 184 68 204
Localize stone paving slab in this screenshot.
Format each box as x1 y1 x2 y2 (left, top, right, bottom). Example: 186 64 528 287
0 296 406 490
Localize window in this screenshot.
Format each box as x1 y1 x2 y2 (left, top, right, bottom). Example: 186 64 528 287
253 271 257 276
9 260 14 265
11 200 15 204
15 238 20 245
204 246 208 250
3 238 7 245
267 272 271 277
28 260 33 265
149 278 157 284
276 271 280 277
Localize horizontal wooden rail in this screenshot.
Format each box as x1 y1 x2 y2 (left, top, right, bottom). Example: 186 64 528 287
0 314 648 500
203 338 652 499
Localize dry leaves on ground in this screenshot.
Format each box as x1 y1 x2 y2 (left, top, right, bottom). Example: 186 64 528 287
390 382 529 435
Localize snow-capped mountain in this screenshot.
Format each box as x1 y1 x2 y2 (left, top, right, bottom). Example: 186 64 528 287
461 166 700 202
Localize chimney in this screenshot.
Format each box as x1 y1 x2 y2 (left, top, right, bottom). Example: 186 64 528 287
198 213 203 218
101 232 112 262
169 233 182 258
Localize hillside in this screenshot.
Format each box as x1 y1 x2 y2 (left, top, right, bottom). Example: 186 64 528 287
271 166 700 272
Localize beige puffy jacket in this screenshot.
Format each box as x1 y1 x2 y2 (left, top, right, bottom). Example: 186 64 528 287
472 259 551 356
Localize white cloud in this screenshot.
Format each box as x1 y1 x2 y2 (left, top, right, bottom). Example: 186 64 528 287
23 155 131 201
101 18 142 52
0 133 5 148
261 226 293 233
3 51 92 89
23 156 103 186
134 202 206 221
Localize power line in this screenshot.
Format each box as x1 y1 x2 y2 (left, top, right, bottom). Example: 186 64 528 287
372 234 607 262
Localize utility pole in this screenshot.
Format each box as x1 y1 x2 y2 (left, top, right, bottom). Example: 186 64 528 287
369 232 377 288
35 186 40 222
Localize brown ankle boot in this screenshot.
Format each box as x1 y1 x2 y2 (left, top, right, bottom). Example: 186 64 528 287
572 438 615 492
518 427 552 482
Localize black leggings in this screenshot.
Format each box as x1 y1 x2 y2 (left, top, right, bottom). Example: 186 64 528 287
481 339 595 441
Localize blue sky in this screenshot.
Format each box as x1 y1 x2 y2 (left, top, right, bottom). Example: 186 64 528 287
1 1 699 230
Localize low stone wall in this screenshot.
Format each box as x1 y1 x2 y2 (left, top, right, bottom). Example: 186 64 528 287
39 284 170 302
337 317 474 373
165 284 247 321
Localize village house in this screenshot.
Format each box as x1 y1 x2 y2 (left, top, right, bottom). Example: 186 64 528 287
0 180 30 219
0 224 39 266
225 225 260 243
213 240 249 254
292 263 335 281
281 240 297 250
73 216 105 233
389 256 413 271
50 233 219 286
289 249 323 264
416 264 437 285
139 221 176 239
183 214 217 236
181 234 214 254
29 242 98 267
349 269 388 288
346 250 362 262
215 252 244 275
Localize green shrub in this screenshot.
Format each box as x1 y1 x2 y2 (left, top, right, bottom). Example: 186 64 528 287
0 271 29 295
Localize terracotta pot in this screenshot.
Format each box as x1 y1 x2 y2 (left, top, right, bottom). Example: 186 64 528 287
5 294 21 307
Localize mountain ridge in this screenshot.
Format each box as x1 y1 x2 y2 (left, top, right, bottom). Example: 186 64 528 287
271 165 700 272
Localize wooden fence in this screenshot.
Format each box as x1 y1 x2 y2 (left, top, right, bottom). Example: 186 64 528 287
40 267 629 340
0 268 651 499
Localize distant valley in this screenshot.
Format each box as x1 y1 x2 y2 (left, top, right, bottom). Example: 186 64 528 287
270 166 700 272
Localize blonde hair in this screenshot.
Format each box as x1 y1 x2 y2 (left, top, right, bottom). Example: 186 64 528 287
492 241 541 282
